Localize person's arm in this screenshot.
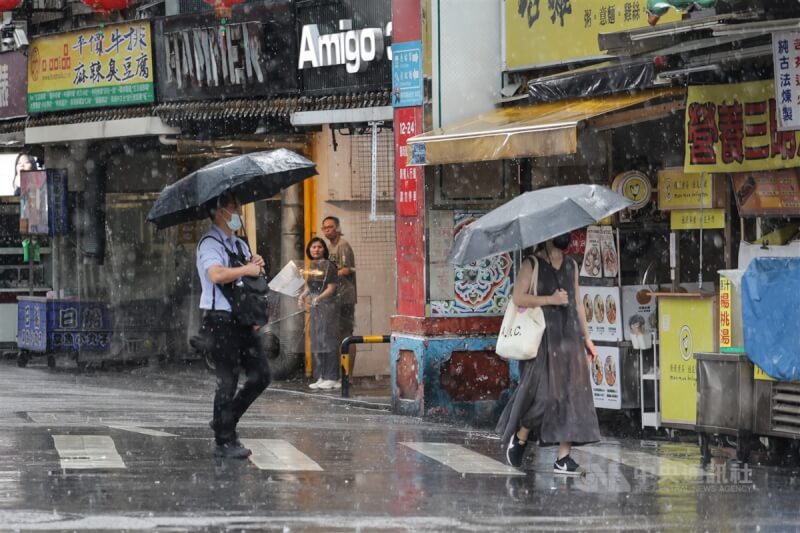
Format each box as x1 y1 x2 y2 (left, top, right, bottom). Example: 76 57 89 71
337 243 356 277
574 261 597 362
208 263 260 285
512 258 567 309
298 288 309 309
313 282 337 305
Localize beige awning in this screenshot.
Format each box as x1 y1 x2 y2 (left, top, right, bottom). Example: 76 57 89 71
407 88 685 165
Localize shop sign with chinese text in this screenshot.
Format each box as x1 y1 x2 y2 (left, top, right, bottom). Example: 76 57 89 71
154 2 297 102
685 80 800 173
0 51 27 119
669 209 725 230
658 168 721 210
27 22 154 112
396 107 422 217
731 168 800 216
392 40 422 107
504 0 680 70
772 30 800 131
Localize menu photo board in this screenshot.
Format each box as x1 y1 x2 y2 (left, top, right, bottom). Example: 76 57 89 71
731 168 800 216
599 226 618 279
588 345 622 410
28 21 154 112
580 285 622 342
580 226 602 278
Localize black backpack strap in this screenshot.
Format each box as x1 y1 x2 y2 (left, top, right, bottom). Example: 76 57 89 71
198 235 237 311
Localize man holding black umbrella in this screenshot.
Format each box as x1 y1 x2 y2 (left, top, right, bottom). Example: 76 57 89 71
197 191 271 459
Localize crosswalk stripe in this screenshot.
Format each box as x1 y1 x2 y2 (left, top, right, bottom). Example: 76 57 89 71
241 439 323 471
580 446 702 478
401 442 525 476
52 435 126 470
106 425 177 437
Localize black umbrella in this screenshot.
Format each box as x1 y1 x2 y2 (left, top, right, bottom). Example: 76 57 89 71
147 148 316 230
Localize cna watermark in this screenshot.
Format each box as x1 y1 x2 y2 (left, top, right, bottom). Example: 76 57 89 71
571 462 755 494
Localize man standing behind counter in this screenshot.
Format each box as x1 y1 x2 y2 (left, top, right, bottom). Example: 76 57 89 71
321 216 357 380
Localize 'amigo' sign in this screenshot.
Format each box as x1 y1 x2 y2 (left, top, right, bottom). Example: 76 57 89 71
298 19 392 74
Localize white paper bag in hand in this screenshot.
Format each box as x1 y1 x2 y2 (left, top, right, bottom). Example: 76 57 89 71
268 261 305 297
496 257 546 361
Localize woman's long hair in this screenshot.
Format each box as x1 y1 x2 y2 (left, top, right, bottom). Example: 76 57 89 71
305 236 330 260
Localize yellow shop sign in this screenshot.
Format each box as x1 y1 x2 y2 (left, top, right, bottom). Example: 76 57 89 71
685 80 800 173
27 21 154 113
504 0 680 69
658 168 723 210
670 209 725 230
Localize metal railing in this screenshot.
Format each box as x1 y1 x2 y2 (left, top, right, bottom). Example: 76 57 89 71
340 335 390 398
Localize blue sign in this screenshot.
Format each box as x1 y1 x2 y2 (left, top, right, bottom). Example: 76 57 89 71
392 40 423 108
411 143 427 165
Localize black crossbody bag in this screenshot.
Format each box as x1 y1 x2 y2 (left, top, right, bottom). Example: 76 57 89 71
199 236 270 327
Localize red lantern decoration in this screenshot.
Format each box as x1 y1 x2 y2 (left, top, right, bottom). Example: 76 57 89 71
203 0 244 18
80 0 131 12
203 0 245 8
0 0 22 10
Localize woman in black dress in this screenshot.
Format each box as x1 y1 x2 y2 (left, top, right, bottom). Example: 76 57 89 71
496 233 601 475
298 237 339 390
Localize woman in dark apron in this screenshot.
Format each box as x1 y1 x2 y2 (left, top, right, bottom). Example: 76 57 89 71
496 234 601 475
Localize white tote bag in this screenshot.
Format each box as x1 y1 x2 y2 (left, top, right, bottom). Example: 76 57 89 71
495 257 546 361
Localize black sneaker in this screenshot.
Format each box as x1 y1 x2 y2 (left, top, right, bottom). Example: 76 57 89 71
209 420 242 447
505 433 528 468
553 454 583 476
214 441 252 459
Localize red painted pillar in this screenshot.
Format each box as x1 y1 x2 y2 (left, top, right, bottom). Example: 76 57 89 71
392 0 425 317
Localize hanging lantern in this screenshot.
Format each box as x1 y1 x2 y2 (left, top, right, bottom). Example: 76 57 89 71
203 0 244 17
0 0 22 10
80 0 131 12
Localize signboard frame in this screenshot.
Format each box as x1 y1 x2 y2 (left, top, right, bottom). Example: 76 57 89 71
27 21 155 113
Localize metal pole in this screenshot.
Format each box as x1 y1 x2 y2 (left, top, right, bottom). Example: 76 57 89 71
280 183 305 367
368 121 392 222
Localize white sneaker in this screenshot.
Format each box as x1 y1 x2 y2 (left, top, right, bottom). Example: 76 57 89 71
318 379 337 390
308 378 324 390
331 380 342 390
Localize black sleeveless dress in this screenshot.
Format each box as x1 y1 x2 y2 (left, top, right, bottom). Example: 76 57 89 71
496 255 601 446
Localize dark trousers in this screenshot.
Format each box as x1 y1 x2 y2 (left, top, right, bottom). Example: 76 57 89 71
201 312 271 445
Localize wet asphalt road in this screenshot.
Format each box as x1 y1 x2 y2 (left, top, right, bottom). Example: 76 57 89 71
0 361 799 531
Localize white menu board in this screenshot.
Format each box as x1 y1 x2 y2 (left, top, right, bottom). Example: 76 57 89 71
580 226 603 278
589 345 622 410
580 285 623 342
599 226 618 279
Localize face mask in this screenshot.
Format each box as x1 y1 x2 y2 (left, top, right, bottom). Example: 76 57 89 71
224 209 243 232
552 233 571 250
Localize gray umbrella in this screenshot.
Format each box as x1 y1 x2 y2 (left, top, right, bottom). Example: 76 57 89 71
147 148 316 230
447 184 633 265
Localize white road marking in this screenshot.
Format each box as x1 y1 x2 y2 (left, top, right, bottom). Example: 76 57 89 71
580 445 702 478
401 442 525 476
106 425 177 437
52 435 126 469
241 439 323 471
